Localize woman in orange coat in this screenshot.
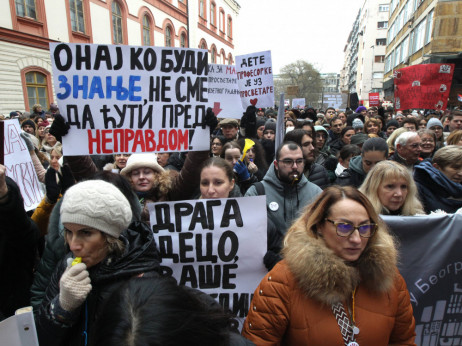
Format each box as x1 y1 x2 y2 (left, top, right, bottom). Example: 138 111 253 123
242 186 415 346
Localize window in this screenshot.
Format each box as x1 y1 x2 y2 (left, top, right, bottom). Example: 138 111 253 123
375 55 385 63
402 35 409 62
180 33 186 48
199 0 205 18
385 54 391 73
211 47 216 63
15 0 36 19
142 15 151 46
112 2 123 44
379 4 389 12
372 72 383 79
26 72 48 109
165 26 172 47
378 21 388 29
376 38 386 46
227 16 232 37
210 2 216 26
219 9 225 32
425 11 433 45
228 53 233 65
411 19 425 54
69 0 85 32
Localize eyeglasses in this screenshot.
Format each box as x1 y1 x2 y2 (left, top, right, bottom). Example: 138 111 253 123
278 158 305 167
325 219 377 238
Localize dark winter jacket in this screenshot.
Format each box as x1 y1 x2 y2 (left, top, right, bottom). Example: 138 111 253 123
245 163 322 235
329 137 347 156
414 160 462 214
35 222 161 346
0 177 39 320
304 163 330 190
336 155 367 188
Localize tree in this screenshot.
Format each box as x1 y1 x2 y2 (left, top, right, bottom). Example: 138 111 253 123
274 60 323 108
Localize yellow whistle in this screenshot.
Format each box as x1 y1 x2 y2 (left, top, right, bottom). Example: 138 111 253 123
71 257 82 266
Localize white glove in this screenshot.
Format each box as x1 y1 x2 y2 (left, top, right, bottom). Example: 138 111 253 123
58 262 92 312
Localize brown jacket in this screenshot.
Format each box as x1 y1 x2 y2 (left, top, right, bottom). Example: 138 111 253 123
242 220 416 345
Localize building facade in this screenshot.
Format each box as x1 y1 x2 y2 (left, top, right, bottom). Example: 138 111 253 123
341 0 389 106
383 0 462 108
0 0 240 115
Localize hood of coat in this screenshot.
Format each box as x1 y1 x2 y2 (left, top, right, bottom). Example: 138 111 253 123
348 155 365 177
282 221 397 305
90 221 161 283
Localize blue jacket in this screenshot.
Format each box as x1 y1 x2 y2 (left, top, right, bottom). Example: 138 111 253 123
414 160 462 214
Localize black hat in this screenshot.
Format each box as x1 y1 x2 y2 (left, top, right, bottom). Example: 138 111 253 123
21 119 36 130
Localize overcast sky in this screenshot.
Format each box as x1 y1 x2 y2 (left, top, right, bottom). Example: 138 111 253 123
234 0 365 74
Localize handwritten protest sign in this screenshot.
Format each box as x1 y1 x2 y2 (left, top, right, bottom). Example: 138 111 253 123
292 98 306 109
148 196 267 324
50 43 210 155
235 51 274 109
3 120 43 211
208 64 244 119
394 63 455 111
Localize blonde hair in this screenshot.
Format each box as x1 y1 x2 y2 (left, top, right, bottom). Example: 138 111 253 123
433 145 462 169
386 127 407 153
359 160 424 215
446 130 462 146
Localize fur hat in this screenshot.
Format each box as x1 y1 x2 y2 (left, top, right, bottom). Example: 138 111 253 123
120 153 164 177
61 180 132 238
427 118 443 129
352 118 364 129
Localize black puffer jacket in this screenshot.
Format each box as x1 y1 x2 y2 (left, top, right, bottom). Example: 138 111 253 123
304 163 330 190
0 177 38 320
36 222 161 346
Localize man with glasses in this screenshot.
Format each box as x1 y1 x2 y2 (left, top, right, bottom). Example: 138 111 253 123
245 142 322 235
390 132 422 170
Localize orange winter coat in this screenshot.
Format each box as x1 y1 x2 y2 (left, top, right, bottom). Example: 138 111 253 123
242 220 416 346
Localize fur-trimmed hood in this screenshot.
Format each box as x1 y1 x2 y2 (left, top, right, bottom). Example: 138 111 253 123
282 222 397 305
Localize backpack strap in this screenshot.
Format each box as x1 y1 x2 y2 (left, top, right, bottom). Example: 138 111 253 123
252 181 265 196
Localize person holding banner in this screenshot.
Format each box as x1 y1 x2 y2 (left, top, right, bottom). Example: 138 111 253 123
199 157 241 198
35 180 161 346
242 186 416 345
359 160 424 216
414 145 462 214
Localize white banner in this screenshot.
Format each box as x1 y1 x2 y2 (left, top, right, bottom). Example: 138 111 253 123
148 196 267 322
235 51 274 109
50 43 210 155
3 120 43 211
0 311 39 346
292 98 306 109
208 64 244 119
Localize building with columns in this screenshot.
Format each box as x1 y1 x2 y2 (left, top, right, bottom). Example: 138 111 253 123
0 0 240 115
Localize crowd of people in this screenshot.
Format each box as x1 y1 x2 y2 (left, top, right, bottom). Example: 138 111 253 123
1 101 462 345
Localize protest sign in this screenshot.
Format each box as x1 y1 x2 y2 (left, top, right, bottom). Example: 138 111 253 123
3 119 43 211
235 51 274 109
384 213 462 346
323 93 343 109
148 196 267 324
292 98 306 109
393 63 455 111
207 64 244 119
368 92 380 107
50 43 210 155
284 99 290 108
0 311 39 346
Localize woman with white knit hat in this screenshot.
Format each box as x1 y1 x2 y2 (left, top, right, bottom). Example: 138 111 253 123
35 180 161 346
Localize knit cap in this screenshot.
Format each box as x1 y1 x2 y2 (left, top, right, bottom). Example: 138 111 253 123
355 106 367 113
61 180 132 238
427 118 443 129
352 118 364 129
256 118 267 129
120 153 164 177
386 119 399 129
264 120 276 132
21 119 36 130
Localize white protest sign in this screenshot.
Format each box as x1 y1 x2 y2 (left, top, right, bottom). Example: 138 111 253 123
208 64 244 119
284 99 290 107
292 98 306 109
323 93 343 109
235 51 274 109
50 43 210 156
3 120 44 211
148 196 267 322
0 311 39 346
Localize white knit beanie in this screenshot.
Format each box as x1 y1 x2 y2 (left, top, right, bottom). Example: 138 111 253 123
60 180 132 238
120 153 164 177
